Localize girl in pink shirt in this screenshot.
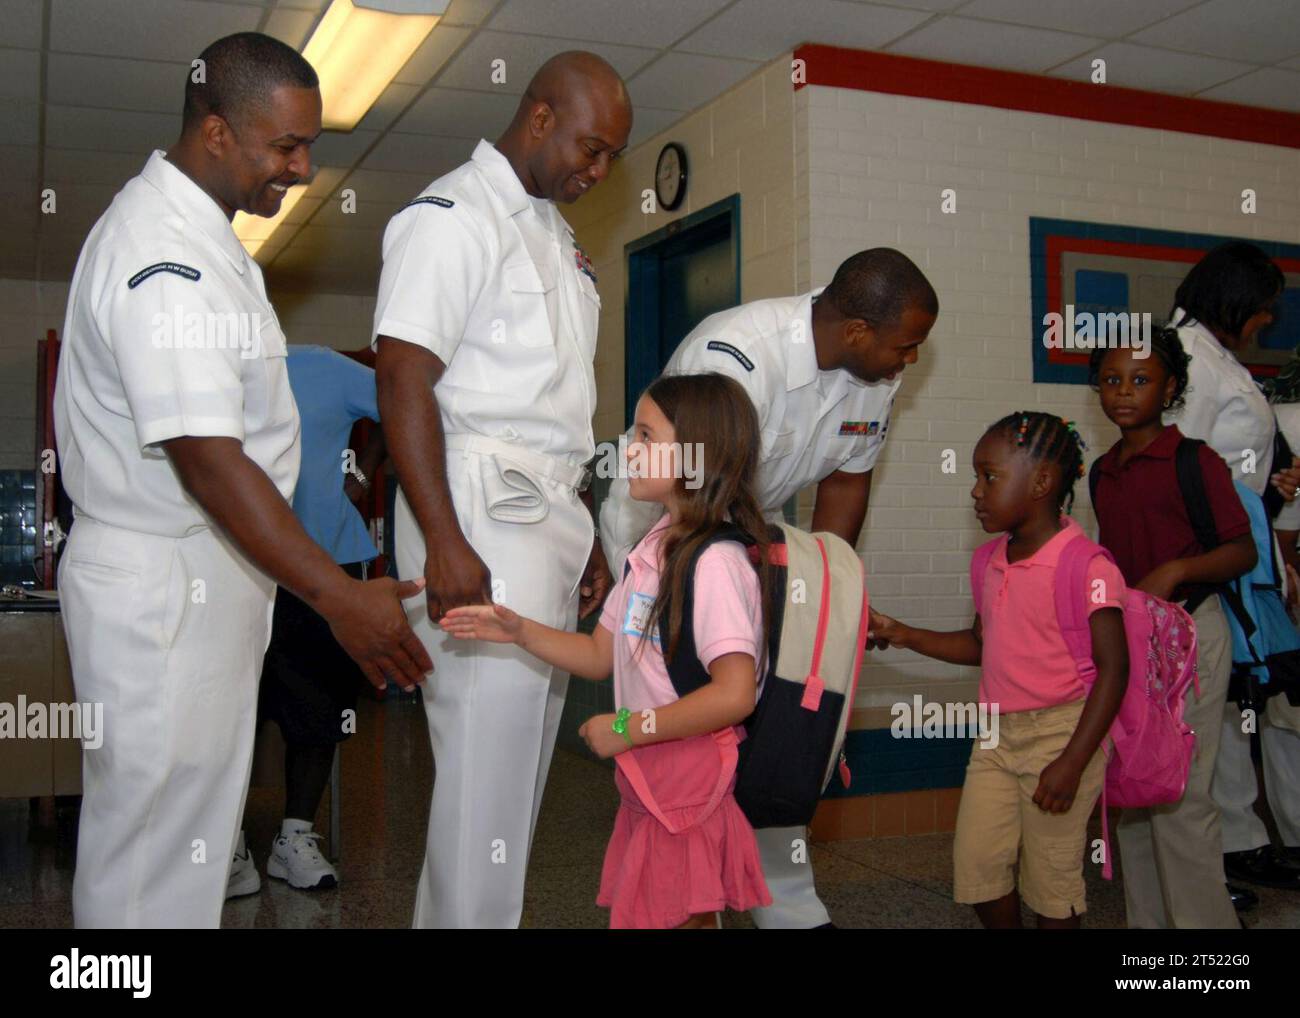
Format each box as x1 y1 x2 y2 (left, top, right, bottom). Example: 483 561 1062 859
870 411 1129 928
441 373 774 929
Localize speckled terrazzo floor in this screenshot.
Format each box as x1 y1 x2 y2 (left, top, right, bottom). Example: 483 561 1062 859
1 694 1297 929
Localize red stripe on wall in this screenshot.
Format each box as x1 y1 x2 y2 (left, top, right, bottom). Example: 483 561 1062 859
793 44 1300 149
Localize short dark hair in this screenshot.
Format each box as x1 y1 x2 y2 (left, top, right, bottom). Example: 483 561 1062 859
986 411 1087 514
1172 241 1284 339
1087 325 1192 412
183 32 318 131
819 248 939 329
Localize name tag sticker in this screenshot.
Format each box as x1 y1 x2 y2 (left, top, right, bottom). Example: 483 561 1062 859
622 592 660 645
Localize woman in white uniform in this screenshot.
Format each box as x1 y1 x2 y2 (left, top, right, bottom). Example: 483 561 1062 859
1167 241 1300 896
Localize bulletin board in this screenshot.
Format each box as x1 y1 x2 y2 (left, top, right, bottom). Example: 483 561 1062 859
1029 217 1300 385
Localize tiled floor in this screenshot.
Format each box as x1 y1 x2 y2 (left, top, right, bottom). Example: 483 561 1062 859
1 695 1297 929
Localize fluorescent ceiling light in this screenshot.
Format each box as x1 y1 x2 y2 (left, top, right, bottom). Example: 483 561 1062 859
234 184 309 260
305 0 443 131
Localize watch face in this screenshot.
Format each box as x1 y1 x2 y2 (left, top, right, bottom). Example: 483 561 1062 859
656 144 685 210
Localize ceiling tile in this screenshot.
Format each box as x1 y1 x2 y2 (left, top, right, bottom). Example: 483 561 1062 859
959 0 1201 38
488 0 729 49
1129 0 1300 65
275 0 329 11
0 0 44 49
265 7 320 50
677 0 929 61
627 106 686 148
440 0 501 26
0 145 39 182
393 22 473 86
310 198 395 230
43 148 146 186
309 128 381 166
0 47 40 100
0 100 41 146
1197 66 1300 112
392 86 518 137
333 167 438 204
50 0 263 62
45 106 180 154
840 0 965 8
47 55 190 114
885 16 1102 74
1048 42 1254 93
626 51 760 112
355 82 423 133
359 131 471 174
304 165 348 199
434 30 657 92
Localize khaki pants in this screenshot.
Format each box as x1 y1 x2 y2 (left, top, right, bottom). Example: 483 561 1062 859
1117 597 1238 928
953 699 1104 919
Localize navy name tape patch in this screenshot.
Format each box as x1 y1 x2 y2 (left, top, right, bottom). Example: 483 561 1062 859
706 341 754 372
399 196 455 212
127 262 201 289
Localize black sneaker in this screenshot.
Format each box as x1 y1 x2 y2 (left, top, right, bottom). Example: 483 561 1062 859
1278 846 1300 870
1224 847 1300 890
1227 883 1258 911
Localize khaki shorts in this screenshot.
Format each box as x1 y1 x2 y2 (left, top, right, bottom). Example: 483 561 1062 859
952 699 1105 919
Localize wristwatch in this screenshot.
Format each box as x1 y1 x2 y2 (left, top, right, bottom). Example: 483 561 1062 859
611 707 634 748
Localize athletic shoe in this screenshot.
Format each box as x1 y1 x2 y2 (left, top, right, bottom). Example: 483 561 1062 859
267 830 338 890
226 830 261 899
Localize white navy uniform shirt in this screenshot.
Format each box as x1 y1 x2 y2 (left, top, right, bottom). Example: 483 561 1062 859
55 150 300 538
1168 309 1275 497
371 138 600 466
601 289 899 571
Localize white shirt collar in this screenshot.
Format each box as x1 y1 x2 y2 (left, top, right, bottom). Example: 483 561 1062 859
140 150 248 274
471 138 533 218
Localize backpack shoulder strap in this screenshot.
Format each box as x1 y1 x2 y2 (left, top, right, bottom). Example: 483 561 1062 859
661 523 755 699
1053 534 1113 686
969 539 1002 616
1175 437 1221 553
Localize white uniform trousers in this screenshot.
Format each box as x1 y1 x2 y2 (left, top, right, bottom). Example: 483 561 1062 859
59 515 274 928
396 454 591 929
750 825 831 928
1213 694 1300 852
1117 597 1238 928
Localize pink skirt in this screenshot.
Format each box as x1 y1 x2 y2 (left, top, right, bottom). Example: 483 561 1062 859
596 730 772 929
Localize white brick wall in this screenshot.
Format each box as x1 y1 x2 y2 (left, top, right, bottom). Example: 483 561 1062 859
808 85 1300 709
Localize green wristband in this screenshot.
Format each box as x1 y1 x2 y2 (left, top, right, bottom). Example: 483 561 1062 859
611 707 634 748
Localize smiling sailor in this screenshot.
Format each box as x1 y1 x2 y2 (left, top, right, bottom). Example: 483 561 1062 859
54 33 431 929
601 249 940 928
374 51 631 929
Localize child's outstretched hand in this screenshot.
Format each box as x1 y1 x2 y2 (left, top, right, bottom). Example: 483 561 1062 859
579 713 631 759
1033 754 1084 814
439 603 523 643
867 608 908 651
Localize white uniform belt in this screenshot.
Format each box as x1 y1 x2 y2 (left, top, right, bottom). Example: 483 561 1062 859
444 435 590 491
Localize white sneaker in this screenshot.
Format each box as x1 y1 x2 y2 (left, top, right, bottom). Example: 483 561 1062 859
226 831 261 899
267 830 338 890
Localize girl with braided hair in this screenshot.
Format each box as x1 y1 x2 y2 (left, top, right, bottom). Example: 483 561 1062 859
869 412 1129 928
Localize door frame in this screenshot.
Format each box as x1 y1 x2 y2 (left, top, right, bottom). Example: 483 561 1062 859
623 193 741 427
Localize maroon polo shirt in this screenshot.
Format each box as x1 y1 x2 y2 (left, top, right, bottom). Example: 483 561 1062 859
1093 424 1250 598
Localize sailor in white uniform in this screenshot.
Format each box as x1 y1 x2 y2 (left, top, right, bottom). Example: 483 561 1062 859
601 249 939 927
374 52 631 928
55 33 430 929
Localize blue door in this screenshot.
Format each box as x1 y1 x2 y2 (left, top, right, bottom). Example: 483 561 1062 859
624 195 741 425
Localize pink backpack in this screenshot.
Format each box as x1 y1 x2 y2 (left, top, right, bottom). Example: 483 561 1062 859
971 533 1200 879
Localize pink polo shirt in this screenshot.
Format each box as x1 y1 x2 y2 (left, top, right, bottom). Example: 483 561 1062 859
598 515 763 712
976 516 1126 714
